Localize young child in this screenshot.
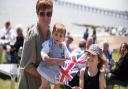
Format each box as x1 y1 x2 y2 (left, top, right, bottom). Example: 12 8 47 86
37 22 70 89
73 44 106 89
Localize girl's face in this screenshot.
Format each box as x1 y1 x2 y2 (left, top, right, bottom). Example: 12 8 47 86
120 44 127 54
86 52 99 68
52 31 65 44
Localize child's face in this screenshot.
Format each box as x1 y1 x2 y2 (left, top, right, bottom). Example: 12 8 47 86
86 52 99 68
103 44 109 51
52 31 65 44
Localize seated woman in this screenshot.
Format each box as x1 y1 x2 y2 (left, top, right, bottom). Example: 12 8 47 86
107 43 128 89
10 25 24 63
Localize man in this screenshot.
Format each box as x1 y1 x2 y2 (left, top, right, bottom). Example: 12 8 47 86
0 21 16 63
0 21 16 45
18 0 54 89
83 28 89 41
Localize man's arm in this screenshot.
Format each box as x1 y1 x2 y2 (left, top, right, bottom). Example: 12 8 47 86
20 29 40 78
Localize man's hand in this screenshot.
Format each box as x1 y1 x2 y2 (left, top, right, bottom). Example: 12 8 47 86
25 64 41 79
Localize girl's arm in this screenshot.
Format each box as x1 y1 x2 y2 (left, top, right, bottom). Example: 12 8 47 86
79 68 85 89
99 72 106 89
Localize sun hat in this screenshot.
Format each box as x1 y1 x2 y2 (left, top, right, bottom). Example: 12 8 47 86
86 44 107 60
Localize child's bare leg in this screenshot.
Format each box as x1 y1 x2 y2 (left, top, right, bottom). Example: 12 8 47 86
54 84 60 89
39 77 49 89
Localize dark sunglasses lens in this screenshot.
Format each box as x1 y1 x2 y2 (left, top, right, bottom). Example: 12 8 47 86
39 12 45 16
39 11 52 17
47 12 52 17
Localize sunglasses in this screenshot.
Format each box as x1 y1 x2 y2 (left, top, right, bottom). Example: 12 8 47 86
39 11 52 17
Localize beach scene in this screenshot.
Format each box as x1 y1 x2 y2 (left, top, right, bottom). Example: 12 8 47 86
0 0 128 89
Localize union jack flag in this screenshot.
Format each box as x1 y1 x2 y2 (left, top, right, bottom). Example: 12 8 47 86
57 50 87 83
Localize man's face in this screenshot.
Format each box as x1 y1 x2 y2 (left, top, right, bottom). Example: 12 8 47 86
5 24 11 31
37 8 52 29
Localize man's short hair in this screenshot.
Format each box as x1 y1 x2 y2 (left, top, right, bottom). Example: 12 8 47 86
36 0 53 14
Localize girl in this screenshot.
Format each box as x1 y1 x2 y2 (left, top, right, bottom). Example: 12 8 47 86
73 44 106 89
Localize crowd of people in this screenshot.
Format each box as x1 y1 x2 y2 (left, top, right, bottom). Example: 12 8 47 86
0 21 24 64
0 0 128 89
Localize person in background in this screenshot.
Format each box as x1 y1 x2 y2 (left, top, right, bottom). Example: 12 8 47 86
68 39 86 88
18 0 53 89
86 37 93 50
91 29 97 44
73 44 106 89
0 21 16 63
10 24 24 63
65 35 74 52
107 43 128 89
102 42 113 71
0 21 16 45
72 39 86 54
83 28 89 41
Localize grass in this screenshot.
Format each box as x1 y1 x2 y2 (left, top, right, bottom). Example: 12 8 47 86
0 52 127 89
0 79 18 89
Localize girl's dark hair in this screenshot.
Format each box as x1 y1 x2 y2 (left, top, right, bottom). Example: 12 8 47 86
119 43 128 53
97 55 106 69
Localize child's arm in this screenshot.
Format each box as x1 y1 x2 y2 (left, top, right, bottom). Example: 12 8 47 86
45 57 66 66
41 40 50 61
99 72 106 89
41 50 65 66
41 41 67 65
